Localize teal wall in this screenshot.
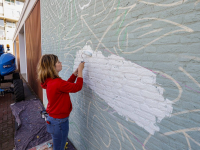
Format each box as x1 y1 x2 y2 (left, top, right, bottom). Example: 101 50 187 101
41 0 200 149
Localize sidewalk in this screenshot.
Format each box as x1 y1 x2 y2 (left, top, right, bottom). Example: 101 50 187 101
0 75 15 150
0 74 76 150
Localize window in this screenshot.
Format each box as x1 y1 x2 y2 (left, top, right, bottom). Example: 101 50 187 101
0 6 3 14
14 11 21 18
6 28 15 40
0 19 4 27
16 0 24 6
6 21 15 28
0 30 4 40
5 0 14 5
5 0 14 3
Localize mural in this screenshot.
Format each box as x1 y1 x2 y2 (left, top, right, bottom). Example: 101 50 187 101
41 0 200 150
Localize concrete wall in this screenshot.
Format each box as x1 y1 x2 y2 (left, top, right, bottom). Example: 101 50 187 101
41 0 200 150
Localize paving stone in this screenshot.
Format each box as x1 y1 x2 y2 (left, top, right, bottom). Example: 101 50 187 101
0 75 15 150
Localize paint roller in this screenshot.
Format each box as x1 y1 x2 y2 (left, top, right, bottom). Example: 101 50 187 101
81 51 92 63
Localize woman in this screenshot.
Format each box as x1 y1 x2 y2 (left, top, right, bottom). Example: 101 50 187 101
37 54 84 150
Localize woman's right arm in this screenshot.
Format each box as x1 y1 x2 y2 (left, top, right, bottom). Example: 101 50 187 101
59 78 83 93
59 62 85 93
78 62 84 78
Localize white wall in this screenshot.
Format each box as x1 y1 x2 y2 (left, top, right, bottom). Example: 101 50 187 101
18 30 27 76
13 40 18 69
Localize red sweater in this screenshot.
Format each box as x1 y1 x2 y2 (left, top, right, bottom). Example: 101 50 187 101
41 74 83 118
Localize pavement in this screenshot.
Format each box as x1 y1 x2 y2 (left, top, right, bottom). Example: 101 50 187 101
0 74 76 150
0 74 16 150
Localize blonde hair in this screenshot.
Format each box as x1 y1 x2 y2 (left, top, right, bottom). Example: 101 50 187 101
37 54 60 83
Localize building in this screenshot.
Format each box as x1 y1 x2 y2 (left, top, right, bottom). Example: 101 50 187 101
0 0 24 53
13 0 42 100
13 0 200 150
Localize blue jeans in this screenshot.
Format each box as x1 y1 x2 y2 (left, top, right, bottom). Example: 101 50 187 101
46 115 69 150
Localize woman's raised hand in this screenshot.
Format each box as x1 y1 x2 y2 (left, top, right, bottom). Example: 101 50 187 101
78 62 85 71
78 62 85 78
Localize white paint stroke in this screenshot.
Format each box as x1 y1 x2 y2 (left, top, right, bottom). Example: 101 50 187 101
74 1 79 18
74 44 174 135
93 0 97 15
183 132 192 150
95 12 125 51
101 0 106 10
64 39 85 50
142 134 152 150
184 132 200 147
93 1 106 17
114 4 136 10
114 3 137 17
138 28 162 38
92 102 122 150
63 21 79 39
93 0 115 27
67 0 69 22
181 55 200 62
117 122 137 150
138 0 187 7
118 18 193 54
92 115 111 147
113 46 119 56
179 67 200 88
126 4 137 17
79 0 91 10
153 70 182 103
172 109 200 116
62 0 69 18
131 24 152 33
80 14 113 54
71 3 73 21
126 33 129 48
63 32 81 42
164 127 200 135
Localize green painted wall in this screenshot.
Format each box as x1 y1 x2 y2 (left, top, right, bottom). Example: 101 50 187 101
41 0 200 149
